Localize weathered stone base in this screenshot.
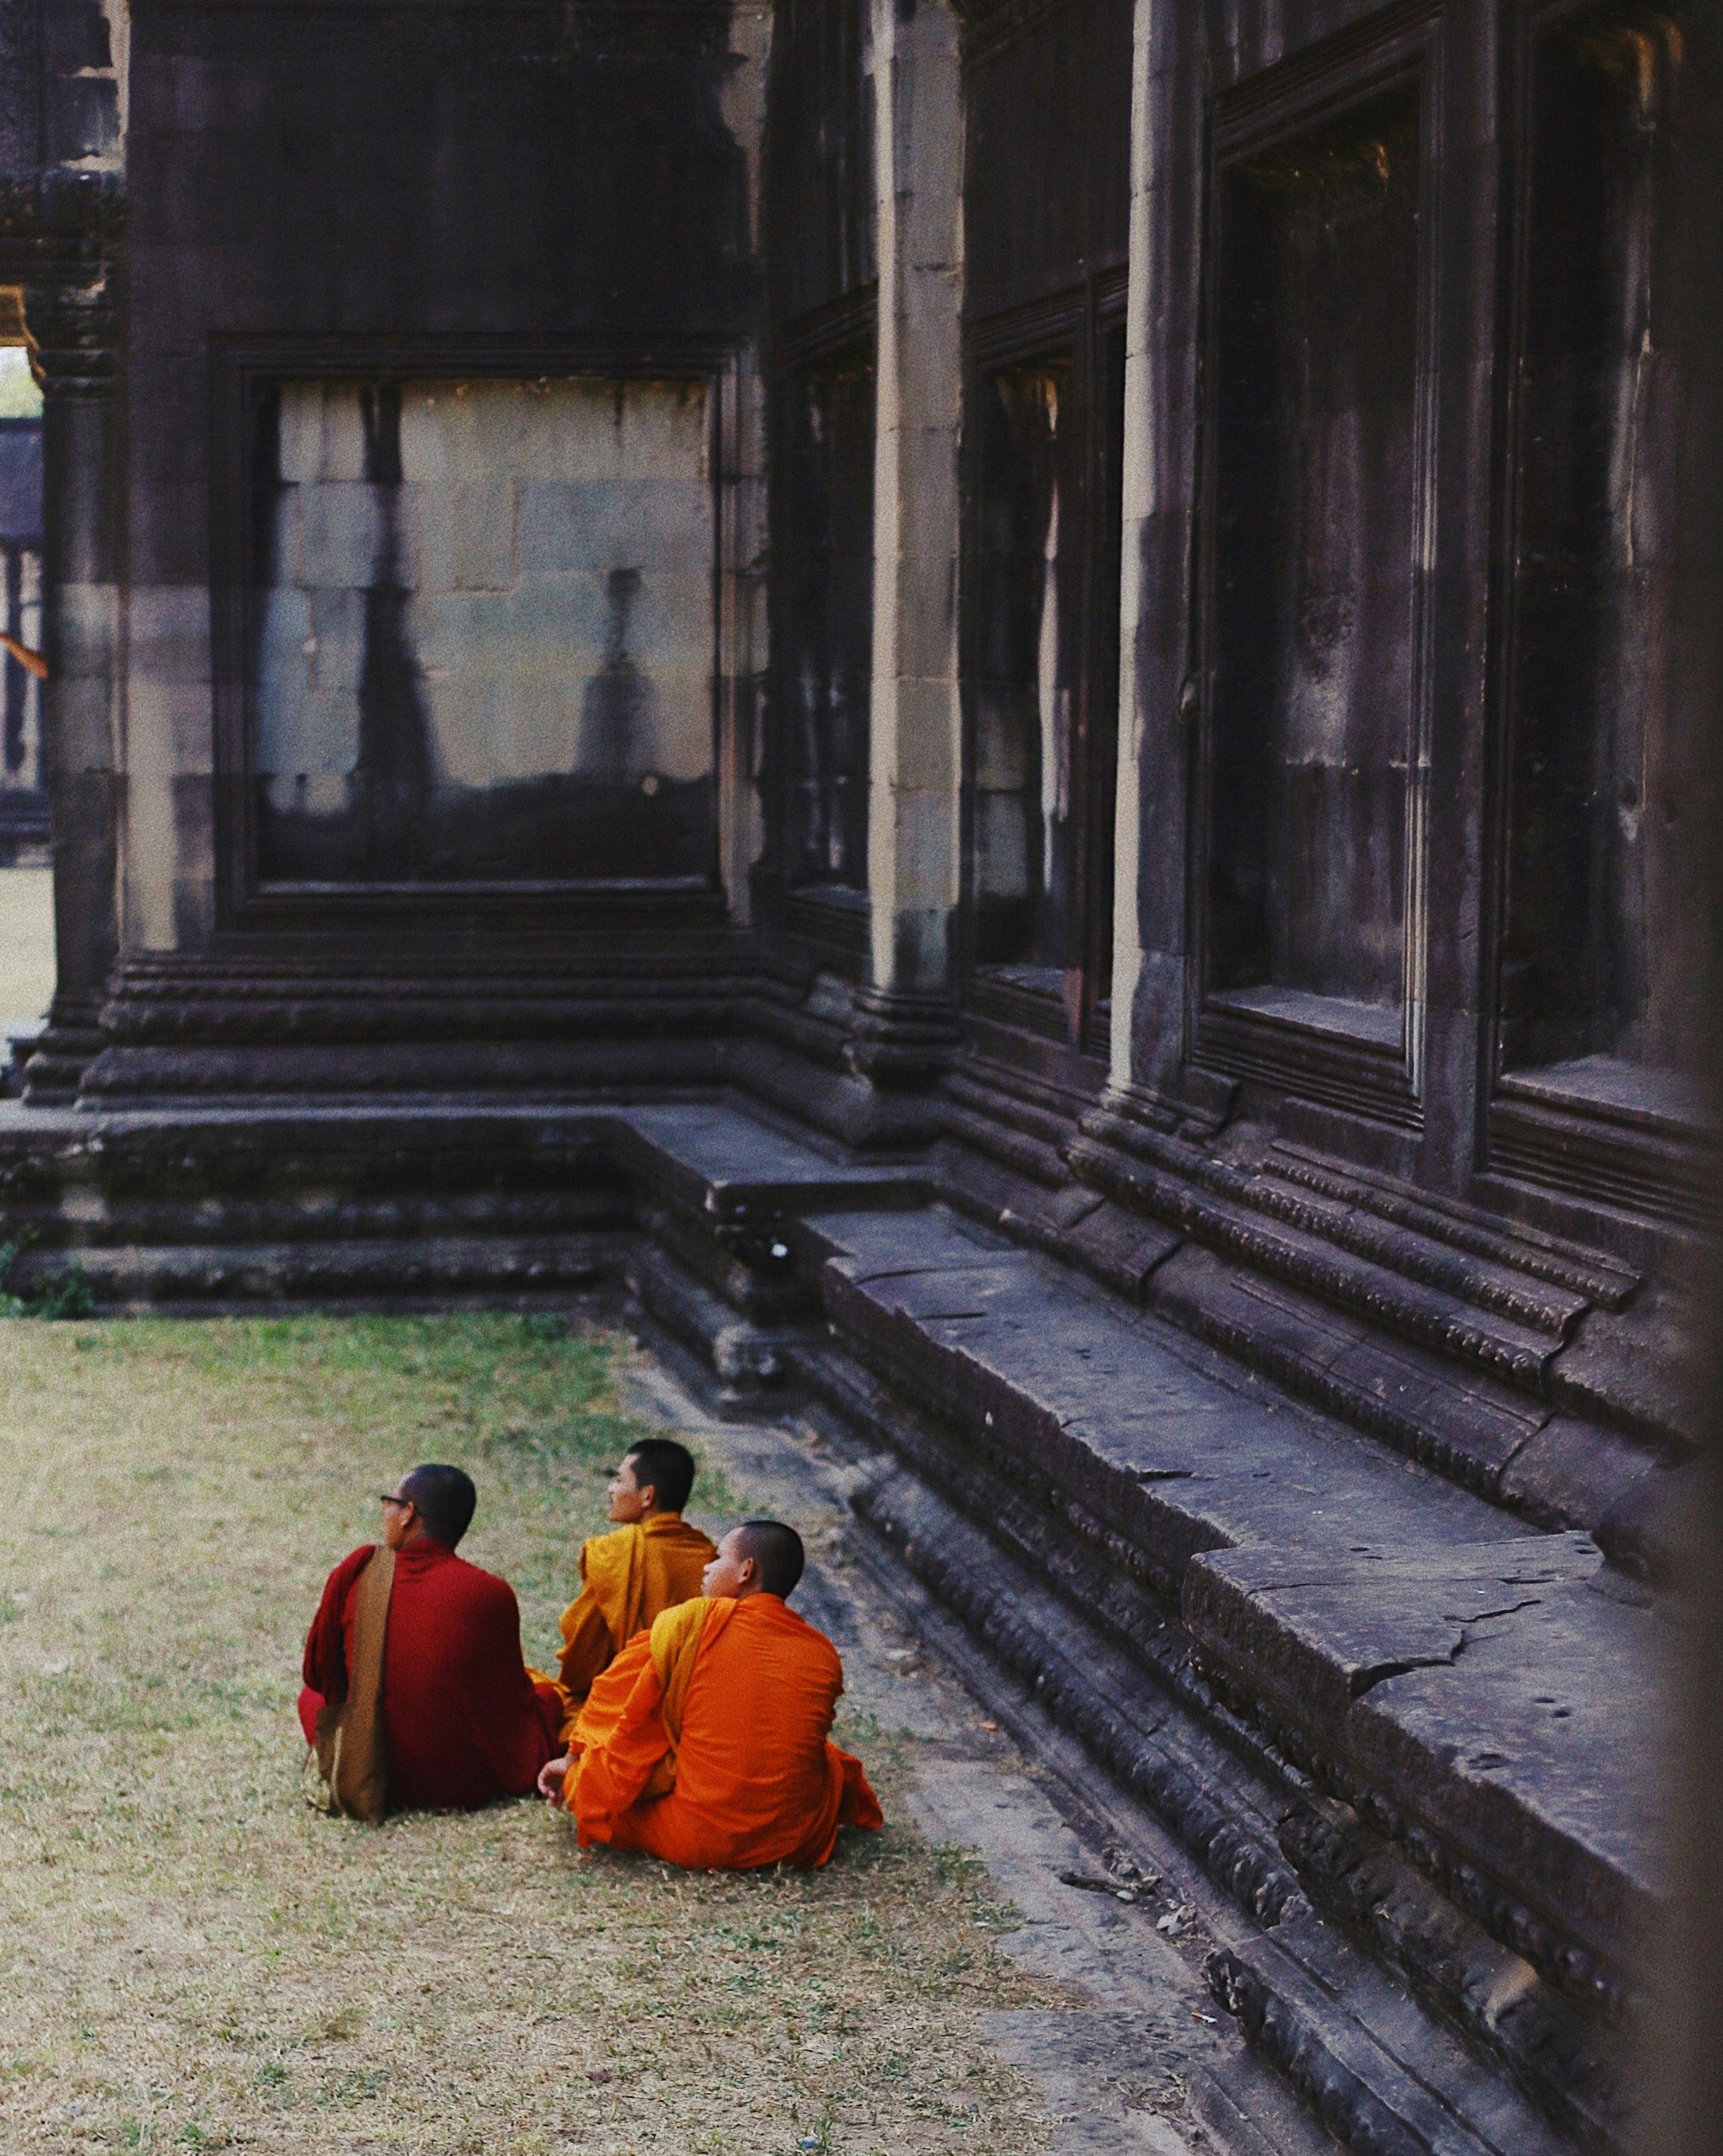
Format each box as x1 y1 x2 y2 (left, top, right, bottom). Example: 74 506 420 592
0 1083 1670 2153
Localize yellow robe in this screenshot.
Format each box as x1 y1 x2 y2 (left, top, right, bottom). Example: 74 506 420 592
546 1513 715 1740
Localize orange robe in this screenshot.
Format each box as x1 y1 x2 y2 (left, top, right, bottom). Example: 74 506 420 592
545 1514 715 1740
568 1593 884 1871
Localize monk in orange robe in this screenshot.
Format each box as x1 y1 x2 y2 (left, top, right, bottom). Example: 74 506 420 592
537 1519 883 1870
540 1438 715 1741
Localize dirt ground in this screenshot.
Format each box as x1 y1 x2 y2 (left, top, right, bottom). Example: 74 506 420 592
0 1316 1064 2155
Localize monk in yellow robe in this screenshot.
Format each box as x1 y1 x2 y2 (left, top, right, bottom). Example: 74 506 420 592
537 1519 883 1871
543 1438 715 1739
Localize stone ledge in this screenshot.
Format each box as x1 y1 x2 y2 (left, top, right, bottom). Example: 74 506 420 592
800 1201 1662 2010
1278 1799 1637 2151
38 1231 623 1306
825 1420 1593 2156
1185 1541 1664 2003
1205 1935 1572 2156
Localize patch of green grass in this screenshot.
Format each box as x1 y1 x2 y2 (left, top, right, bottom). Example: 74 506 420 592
0 1228 95 1320
0 1313 1052 2154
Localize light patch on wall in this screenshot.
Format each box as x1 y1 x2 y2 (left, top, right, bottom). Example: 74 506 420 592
0 350 43 421
252 375 717 884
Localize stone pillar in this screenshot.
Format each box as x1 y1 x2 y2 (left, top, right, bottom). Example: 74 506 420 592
1106 0 1202 1108
1108 0 1159 1092
717 0 772 927
846 0 966 1086
22 274 122 1101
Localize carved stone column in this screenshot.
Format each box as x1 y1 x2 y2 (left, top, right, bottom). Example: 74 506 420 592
1107 0 1166 1097
848 0 965 1088
21 271 122 1101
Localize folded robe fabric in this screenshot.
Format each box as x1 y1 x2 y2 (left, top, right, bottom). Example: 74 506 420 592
545 1514 717 1737
569 1592 884 1870
307 1543 394 1821
300 1539 562 1813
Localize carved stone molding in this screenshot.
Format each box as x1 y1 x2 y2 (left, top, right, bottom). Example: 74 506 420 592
844 984 963 1088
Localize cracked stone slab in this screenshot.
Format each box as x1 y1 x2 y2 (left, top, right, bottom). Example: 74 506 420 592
1185 1535 1665 1972
1352 1577 1671 1965
1184 1534 1606 1732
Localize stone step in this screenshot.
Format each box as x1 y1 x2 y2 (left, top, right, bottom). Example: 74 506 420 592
1277 1799 1637 2152
1061 1109 1696 1462
802 1205 1543 1561
846 1453 1305 1922
1141 1242 1632 1516
935 1076 1689 1483
830 1412 1603 2156
1258 1144 1639 1311
931 1106 1669 1518
624 1239 813 1402
1084 1110 1625 1338
25 1232 622 1305
610 1100 927 1221
795 1315 1637 2153
0 1099 925 1313
1185 1538 1665 2017
1205 1931 1573 2156
938 1102 1072 1189
0 1096 924 1231
8 1189 629 1251
945 1066 1085 1157
795 1202 1664 2007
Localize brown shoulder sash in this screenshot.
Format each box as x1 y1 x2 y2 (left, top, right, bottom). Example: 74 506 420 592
306 1545 395 1825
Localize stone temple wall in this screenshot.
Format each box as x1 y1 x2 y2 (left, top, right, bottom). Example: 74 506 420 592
0 3 1717 2150
113 0 766 964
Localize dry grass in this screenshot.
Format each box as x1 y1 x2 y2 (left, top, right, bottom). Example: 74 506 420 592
0 1315 1056 2154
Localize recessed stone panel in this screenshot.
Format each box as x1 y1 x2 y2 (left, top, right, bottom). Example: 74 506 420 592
250 375 717 886
1203 84 1422 1023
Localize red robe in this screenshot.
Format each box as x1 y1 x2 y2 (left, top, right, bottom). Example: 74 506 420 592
299 1539 562 1813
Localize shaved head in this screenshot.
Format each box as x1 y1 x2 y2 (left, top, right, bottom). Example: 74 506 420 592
399 1463 477 1549
624 1438 695 1515
729 1519 805 1599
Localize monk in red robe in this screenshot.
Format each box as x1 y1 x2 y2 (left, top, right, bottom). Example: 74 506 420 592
539 1438 716 1741
300 1463 562 1816
537 1519 883 1870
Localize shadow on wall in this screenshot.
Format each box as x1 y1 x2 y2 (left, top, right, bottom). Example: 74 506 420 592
252 376 717 887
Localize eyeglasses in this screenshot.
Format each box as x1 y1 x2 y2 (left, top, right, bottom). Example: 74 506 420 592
379 1494 413 1510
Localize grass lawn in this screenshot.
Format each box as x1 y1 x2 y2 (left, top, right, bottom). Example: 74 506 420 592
0 1315 1055 2154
